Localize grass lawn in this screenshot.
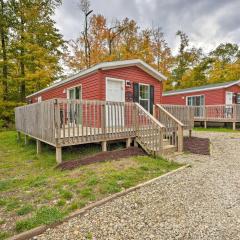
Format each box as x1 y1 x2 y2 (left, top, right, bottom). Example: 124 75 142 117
194 127 240 133
0 131 181 239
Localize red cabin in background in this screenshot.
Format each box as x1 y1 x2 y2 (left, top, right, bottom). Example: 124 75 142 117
162 80 240 107
27 59 166 114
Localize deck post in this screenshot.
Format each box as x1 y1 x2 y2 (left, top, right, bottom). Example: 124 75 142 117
17 132 21 142
204 121 207 129
133 138 138 147
24 135 28 145
101 141 107 152
126 138 132 148
233 122 236 130
153 105 156 118
56 146 62 164
189 129 192 138
177 125 183 152
36 140 42 154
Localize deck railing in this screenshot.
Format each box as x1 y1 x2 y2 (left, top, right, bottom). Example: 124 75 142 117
193 104 240 122
135 103 165 155
15 99 166 155
15 100 56 145
155 104 184 152
160 104 194 130
55 99 137 146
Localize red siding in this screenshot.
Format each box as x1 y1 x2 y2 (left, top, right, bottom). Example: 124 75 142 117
29 66 163 104
101 66 162 104
29 71 102 103
162 84 240 105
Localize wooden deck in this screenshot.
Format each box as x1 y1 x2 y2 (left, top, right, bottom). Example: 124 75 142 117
15 99 187 163
162 104 240 130
193 104 240 129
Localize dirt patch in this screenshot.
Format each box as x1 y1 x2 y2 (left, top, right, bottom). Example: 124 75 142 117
184 137 210 155
58 147 146 170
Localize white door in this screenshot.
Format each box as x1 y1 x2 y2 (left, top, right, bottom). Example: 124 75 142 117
106 78 125 127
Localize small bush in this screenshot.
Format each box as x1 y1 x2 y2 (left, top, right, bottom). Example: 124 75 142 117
0 101 25 129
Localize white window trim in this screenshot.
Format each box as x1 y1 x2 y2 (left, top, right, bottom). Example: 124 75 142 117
67 84 82 100
186 94 205 106
105 77 125 102
139 83 150 111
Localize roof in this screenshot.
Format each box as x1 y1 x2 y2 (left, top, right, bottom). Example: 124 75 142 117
27 59 167 98
163 80 240 96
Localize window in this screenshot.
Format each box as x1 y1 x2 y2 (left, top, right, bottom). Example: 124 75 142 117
187 95 204 118
67 85 82 124
187 95 204 106
68 86 82 100
139 84 150 111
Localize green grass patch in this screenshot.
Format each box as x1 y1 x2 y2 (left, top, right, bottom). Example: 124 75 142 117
194 127 239 133
16 207 64 233
0 130 181 238
16 205 33 216
0 232 10 240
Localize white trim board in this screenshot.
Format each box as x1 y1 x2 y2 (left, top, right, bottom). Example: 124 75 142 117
163 80 240 96
27 59 167 99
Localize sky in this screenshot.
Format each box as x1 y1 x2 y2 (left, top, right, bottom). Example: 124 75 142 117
54 0 240 54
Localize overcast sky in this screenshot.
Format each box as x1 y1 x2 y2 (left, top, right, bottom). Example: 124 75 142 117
54 0 240 54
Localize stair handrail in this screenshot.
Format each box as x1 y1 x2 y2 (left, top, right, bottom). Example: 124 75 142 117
135 103 165 155
155 104 184 152
135 103 165 128
156 104 184 127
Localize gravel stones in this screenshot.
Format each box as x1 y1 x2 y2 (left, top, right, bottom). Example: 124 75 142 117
35 131 240 240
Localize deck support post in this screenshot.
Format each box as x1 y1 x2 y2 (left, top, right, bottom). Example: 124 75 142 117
189 129 192 138
177 125 183 152
126 138 132 148
204 121 207 129
36 140 42 154
56 146 62 164
233 122 236 130
134 138 138 147
24 135 28 145
17 132 21 142
101 141 107 152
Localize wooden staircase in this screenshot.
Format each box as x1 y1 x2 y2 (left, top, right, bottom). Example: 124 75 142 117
135 103 184 157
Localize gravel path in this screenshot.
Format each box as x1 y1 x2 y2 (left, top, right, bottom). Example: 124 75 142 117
36 131 240 240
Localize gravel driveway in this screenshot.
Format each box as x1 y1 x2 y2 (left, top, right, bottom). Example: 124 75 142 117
36 131 240 240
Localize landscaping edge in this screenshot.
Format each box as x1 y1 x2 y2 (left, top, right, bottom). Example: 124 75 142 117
8 164 190 240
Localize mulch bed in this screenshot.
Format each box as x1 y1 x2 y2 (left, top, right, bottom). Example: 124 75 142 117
184 137 210 155
58 147 146 170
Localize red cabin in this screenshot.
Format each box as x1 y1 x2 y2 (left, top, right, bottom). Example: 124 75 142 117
27 59 166 113
162 80 240 106
162 80 240 129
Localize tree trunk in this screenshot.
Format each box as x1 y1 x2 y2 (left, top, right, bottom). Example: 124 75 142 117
0 0 8 100
19 4 25 102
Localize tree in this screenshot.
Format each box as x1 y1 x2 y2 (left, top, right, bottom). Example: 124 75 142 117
0 0 9 100
170 31 203 89
151 26 173 78
9 0 64 100
79 0 92 68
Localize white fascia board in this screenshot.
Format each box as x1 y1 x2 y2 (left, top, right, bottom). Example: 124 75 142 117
163 80 240 96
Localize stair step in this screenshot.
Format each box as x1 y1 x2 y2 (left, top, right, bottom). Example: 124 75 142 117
162 145 177 155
